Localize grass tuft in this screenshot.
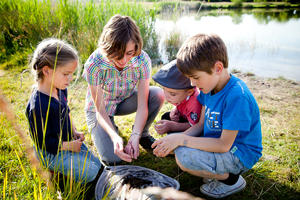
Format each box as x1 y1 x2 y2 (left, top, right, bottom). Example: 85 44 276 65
0 0 160 68
1 0 300 199
1 65 300 199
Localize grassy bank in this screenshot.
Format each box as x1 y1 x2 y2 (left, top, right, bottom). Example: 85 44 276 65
150 1 300 11
0 66 299 199
1 0 300 199
0 0 159 69
1 0 300 72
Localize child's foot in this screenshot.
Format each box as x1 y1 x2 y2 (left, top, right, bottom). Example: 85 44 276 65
200 175 246 198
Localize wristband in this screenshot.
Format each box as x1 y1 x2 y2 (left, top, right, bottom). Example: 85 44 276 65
131 132 141 138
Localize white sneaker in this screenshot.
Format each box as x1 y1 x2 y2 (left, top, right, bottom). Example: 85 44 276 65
200 175 246 198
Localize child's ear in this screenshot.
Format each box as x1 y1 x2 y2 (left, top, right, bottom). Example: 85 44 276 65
214 61 224 74
187 88 194 96
42 66 52 77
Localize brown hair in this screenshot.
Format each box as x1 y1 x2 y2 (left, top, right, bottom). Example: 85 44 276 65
98 14 143 60
30 38 78 81
176 33 228 75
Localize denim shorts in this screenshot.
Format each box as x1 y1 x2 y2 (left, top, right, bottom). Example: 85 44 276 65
175 146 248 175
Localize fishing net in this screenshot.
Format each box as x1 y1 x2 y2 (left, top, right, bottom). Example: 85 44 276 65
95 165 180 200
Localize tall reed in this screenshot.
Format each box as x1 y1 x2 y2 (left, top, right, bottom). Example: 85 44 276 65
0 0 159 66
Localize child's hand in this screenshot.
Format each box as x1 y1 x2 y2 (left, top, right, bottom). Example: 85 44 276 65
154 120 172 134
152 134 182 157
73 131 85 142
170 108 180 122
64 139 82 152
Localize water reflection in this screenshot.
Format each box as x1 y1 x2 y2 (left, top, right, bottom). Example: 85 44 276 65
155 9 300 81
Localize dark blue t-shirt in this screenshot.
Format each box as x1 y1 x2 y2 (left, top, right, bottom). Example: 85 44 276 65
26 88 72 155
197 75 262 169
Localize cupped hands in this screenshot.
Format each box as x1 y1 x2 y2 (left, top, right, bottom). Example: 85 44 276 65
112 135 132 162
151 134 182 157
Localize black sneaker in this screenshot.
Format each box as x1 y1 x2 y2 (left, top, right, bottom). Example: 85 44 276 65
140 135 156 151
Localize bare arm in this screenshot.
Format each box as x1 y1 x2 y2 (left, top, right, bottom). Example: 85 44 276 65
183 105 206 137
89 84 117 137
89 84 132 162
153 129 238 157
181 129 238 153
169 122 191 132
152 105 238 156
133 79 149 135
125 79 150 159
155 120 191 134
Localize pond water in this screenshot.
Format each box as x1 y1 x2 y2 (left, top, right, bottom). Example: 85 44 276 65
155 9 300 81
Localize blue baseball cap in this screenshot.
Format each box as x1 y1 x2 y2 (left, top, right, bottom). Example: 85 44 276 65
152 60 193 89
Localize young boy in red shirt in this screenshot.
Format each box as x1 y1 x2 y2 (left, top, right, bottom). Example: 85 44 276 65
153 60 202 134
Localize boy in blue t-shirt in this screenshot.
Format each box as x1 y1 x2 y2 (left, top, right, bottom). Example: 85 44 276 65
151 34 262 198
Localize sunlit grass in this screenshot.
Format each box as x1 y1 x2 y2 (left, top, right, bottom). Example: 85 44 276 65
0 0 159 67
1 66 299 199
1 0 300 199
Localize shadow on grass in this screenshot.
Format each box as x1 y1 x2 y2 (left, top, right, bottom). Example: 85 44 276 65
125 152 300 200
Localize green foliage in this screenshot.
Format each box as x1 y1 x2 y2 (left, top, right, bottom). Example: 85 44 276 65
1 1 300 199
0 73 55 199
231 0 244 8
0 0 159 66
0 48 31 71
164 30 183 61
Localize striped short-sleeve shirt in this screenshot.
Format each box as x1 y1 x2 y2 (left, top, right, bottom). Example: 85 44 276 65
83 49 151 116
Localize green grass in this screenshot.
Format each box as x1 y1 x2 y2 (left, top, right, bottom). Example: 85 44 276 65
0 0 159 66
1 0 300 199
1 66 299 199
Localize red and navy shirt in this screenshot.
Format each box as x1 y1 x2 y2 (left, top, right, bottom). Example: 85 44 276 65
177 88 202 126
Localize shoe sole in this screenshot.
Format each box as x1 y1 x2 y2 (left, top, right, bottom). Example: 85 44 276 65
200 180 246 198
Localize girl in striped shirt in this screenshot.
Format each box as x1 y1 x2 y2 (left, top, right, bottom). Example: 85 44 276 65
84 15 164 164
